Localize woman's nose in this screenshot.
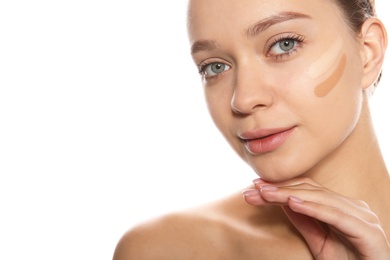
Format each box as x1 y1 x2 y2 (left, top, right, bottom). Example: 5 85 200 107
230 63 274 115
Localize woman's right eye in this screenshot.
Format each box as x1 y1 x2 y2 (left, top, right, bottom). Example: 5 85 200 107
199 62 230 78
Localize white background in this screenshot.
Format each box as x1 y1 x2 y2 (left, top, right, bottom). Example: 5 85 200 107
1 1 389 259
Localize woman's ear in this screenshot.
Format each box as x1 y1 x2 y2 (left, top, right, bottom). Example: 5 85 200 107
360 17 388 90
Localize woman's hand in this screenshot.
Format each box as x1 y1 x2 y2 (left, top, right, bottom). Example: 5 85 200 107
243 177 390 259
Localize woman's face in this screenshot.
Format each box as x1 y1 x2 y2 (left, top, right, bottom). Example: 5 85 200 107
188 0 365 181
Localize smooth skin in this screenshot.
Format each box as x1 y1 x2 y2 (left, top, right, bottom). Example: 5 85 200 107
114 0 390 259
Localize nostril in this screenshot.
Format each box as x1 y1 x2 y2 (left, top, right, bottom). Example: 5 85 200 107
231 99 269 115
231 99 249 115
231 82 274 114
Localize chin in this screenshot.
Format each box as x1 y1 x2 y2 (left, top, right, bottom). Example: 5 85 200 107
248 158 311 183
256 172 298 183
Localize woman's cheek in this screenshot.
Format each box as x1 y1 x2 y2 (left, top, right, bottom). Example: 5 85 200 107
304 36 345 97
205 84 234 135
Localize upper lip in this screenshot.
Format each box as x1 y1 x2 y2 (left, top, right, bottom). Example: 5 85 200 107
238 126 295 141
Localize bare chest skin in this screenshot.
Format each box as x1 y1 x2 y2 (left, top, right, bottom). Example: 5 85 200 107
163 192 314 259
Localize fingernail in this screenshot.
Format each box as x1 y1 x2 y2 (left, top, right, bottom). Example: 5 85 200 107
252 178 264 184
242 189 260 197
260 185 278 191
289 196 304 203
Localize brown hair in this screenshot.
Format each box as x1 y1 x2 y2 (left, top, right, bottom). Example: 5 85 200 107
336 0 376 32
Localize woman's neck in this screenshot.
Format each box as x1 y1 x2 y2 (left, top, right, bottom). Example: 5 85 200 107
303 100 390 233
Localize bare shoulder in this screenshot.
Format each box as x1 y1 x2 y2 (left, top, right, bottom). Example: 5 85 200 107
112 206 233 260
112 190 311 259
112 192 249 259
112 213 187 259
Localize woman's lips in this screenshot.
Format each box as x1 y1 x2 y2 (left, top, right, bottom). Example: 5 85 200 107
240 127 296 154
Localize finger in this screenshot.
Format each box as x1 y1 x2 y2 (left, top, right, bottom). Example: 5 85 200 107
244 182 316 206
242 189 267 206
252 178 270 189
253 177 322 190
281 205 330 257
259 184 376 222
288 197 389 258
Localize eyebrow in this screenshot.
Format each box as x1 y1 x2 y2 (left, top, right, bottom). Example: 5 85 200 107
191 39 218 55
246 11 312 38
191 11 311 55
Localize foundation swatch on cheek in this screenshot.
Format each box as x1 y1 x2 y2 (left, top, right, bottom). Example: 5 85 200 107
314 54 346 97
308 37 343 79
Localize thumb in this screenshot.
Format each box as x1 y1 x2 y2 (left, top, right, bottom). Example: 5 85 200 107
282 205 328 256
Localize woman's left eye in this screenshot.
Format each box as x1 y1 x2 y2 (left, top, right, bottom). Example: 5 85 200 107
199 62 231 78
268 36 304 58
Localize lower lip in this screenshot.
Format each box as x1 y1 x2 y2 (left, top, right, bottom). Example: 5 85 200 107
244 127 295 154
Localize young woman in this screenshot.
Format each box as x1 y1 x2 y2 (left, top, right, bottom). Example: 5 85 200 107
114 0 390 258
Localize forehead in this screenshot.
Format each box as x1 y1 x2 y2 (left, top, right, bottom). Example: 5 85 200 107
187 0 344 42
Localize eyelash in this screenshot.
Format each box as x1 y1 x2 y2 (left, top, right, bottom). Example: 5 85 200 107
197 34 306 80
267 34 305 59
197 62 227 80
198 63 208 75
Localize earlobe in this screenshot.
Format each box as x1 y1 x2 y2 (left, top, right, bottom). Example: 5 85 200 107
360 18 388 89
